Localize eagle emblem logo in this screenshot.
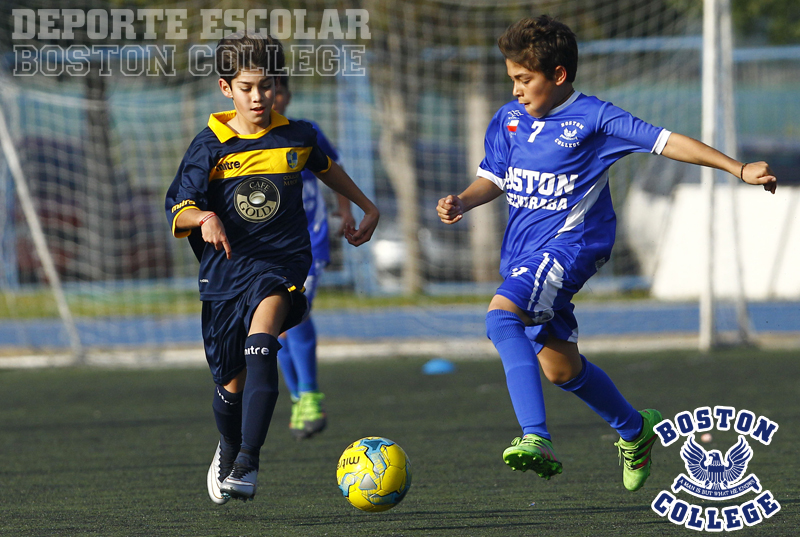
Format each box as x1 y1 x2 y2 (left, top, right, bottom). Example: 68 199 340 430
672 435 762 500
561 127 578 140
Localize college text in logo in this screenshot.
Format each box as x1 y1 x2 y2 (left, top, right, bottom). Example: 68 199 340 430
650 406 780 532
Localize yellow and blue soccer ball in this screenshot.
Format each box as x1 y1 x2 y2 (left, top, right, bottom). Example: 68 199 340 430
336 437 411 512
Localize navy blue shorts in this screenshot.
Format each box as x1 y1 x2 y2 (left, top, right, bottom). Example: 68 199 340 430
496 248 598 355
202 271 309 385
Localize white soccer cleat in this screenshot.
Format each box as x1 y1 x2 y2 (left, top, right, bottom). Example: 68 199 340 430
207 442 231 505
220 462 258 501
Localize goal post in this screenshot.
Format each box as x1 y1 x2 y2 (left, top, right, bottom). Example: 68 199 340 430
700 0 753 350
0 101 83 359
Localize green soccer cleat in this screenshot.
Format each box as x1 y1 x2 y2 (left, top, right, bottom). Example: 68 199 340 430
289 395 305 439
615 409 662 491
291 391 327 440
503 434 563 479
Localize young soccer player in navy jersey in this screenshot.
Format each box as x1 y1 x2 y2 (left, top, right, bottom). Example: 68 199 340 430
165 32 378 503
271 78 356 440
437 16 776 491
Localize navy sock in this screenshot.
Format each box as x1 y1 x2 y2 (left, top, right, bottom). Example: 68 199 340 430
284 318 318 393
557 355 643 441
239 333 282 470
486 309 549 439
212 384 242 449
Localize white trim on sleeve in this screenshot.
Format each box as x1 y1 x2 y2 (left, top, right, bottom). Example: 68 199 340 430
477 167 506 190
652 129 671 155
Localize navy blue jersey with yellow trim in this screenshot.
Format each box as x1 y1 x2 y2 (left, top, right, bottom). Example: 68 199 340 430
165 109 332 300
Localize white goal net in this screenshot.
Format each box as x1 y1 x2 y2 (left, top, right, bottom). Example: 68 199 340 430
0 0 798 356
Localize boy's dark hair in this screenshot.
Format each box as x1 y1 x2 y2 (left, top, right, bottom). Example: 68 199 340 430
277 74 289 91
216 32 285 84
498 16 578 83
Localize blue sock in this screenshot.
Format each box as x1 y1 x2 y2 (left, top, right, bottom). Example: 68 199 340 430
212 385 242 449
284 317 318 393
277 334 299 399
486 309 549 439
239 333 282 470
557 355 643 441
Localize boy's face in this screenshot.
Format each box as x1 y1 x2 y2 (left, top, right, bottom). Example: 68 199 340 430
272 83 291 115
218 69 276 132
505 59 569 118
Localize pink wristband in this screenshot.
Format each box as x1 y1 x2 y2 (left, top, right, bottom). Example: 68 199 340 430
199 212 216 226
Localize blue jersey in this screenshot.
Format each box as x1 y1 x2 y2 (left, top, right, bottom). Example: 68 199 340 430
478 92 670 278
294 119 340 265
165 109 332 301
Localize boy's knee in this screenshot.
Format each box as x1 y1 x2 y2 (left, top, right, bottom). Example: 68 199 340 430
485 309 526 343
552 354 588 389
244 333 281 389
544 368 576 385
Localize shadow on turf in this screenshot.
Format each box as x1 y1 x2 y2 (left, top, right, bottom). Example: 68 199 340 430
279 503 654 529
10 415 206 433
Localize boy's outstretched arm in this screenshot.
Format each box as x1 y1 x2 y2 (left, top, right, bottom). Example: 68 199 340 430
437 177 504 224
661 133 777 194
314 161 379 246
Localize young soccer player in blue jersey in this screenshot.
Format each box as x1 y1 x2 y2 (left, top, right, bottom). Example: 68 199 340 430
165 32 379 503
437 16 776 491
271 78 356 440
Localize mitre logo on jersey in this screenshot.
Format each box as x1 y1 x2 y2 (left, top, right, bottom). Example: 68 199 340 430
650 406 781 532
234 177 281 223
555 120 585 148
215 160 241 172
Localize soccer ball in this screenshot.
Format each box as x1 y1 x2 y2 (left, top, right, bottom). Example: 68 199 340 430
336 437 411 512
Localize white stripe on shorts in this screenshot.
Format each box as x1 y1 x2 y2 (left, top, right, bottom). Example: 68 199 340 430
527 254 551 311
526 253 565 316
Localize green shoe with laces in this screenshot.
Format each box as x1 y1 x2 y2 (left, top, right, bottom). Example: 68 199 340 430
502 434 563 479
289 395 305 439
293 391 327 440
614 409 662 491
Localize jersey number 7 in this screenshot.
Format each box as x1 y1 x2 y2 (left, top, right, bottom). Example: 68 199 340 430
527 121 546 143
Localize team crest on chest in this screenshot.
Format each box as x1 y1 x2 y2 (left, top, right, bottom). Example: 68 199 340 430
555 120 585 148
234 176 281 223
286 149 299 169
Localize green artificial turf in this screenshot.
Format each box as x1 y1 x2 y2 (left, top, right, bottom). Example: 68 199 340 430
0 348 797 536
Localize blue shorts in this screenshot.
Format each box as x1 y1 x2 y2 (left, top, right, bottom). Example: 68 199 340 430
202 270 309 385
496 248 597 355
303 258 327 307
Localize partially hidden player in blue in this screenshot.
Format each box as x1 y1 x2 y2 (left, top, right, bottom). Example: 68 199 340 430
271 77 356 440
165 32 379 504
437 16 776 491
